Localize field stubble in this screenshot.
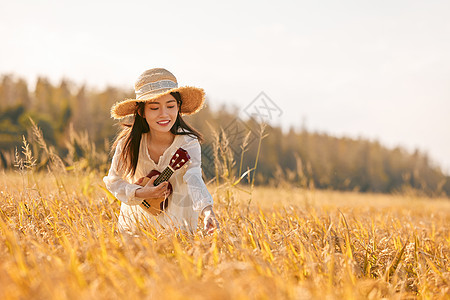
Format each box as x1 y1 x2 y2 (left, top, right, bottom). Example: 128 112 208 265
0 171 449 300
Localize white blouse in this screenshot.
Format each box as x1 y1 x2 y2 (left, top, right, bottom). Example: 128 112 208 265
103 130 214 233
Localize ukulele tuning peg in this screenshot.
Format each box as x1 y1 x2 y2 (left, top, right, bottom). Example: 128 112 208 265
171 159 175 163
181 159 185 163
175 154 179 158
176 164 180 168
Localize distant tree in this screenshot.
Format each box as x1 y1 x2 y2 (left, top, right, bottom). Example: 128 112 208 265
0 73 448 196
34 77 53 115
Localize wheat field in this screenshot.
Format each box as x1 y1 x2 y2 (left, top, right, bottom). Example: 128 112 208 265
0 169 449 300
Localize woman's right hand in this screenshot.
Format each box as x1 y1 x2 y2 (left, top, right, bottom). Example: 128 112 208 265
134 175 169 199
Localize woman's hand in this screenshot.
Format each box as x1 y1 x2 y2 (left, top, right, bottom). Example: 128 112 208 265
134 175 169 199
201 205 220 234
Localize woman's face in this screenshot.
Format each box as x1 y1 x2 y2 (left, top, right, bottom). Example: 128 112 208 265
143 93 179 134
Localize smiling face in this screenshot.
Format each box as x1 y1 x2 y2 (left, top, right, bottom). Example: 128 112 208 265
143 93 179 134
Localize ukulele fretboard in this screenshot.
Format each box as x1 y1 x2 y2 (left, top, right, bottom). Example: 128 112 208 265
154 167 174 186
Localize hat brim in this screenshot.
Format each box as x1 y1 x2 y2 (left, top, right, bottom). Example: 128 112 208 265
111 86 205 119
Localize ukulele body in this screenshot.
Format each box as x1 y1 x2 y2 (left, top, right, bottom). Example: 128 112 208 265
138 170 173 216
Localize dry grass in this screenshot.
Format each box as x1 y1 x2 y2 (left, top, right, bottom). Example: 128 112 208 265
0 170 449 300
1 122 448 299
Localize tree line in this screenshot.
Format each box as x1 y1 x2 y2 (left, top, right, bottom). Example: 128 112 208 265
1 74 449 197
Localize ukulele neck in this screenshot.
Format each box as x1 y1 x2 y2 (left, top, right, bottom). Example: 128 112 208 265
154 166 174 186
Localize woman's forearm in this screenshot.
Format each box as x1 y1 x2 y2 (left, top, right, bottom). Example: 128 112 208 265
134 187 146 199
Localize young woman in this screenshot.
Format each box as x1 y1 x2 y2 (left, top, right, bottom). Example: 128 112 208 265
103 68 219 234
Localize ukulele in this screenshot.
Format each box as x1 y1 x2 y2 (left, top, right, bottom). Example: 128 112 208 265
138 147 190 216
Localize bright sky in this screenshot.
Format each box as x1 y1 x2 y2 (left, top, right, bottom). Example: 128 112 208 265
1 0 449 174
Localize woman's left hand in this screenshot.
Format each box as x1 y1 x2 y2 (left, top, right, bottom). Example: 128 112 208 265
201 205 220 234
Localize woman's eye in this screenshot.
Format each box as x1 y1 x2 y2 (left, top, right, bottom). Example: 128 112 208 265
150 107 158 111
168 106 175 109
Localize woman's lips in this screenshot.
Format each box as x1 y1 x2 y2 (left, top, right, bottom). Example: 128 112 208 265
157 120 170 126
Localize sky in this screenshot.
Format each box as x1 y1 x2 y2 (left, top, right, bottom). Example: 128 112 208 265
1 0 449 174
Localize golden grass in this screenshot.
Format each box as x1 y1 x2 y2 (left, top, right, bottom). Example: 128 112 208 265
0 171 449 299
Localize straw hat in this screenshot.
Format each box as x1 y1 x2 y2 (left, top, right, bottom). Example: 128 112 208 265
111 68 205 119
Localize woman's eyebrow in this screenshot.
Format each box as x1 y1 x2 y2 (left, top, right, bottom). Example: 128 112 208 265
149 99 176 105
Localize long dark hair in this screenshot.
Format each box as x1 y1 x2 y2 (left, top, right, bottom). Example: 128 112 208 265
112 92 203 177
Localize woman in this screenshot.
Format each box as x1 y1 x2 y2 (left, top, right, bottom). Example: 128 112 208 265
103 68 220 234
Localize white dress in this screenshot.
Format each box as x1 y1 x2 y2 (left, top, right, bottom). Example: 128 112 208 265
103 130 214 233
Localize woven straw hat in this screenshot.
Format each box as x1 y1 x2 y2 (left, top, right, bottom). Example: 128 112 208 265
111 68 205 119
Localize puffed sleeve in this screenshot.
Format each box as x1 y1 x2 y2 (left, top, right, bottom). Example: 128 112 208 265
182 137 214 212
103 139 145 206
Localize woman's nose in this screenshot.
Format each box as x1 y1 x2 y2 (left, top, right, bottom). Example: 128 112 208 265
159 107 169 116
